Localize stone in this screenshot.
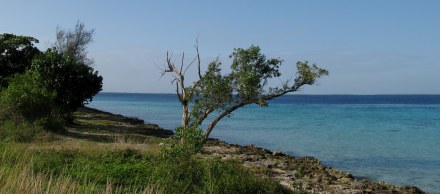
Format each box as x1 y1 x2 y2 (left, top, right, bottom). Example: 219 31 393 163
273 151 286 156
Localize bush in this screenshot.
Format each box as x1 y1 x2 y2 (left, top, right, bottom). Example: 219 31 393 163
0 72 54 121
0 72 64 139
161 127 204 159
154 126 292 193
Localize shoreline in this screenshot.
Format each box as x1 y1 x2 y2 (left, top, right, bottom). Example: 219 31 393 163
202 138 424 193
81 107 425 193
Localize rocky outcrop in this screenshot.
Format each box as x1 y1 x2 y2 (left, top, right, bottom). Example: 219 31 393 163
202 139 425 194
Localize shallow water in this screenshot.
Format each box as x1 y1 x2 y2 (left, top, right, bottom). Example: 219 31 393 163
88 93 440 193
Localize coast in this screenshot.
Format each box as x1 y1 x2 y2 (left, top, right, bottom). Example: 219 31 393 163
76 107 424 193
203 139 423 193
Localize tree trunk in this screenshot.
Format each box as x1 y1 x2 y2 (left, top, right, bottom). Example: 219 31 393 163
204 103 244 140
182 103 189 128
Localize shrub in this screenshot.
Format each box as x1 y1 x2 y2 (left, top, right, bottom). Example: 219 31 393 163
0 72 54 121
0 71 63 139
161 127 204 159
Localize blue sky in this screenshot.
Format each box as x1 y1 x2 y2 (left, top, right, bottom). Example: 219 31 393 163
1 0 439 94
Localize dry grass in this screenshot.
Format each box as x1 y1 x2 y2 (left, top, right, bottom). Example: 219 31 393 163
27 132 163 157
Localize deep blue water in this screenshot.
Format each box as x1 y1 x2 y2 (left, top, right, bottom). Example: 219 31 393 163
88 93 440 193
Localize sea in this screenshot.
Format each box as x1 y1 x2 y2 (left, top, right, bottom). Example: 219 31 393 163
87 93 440 193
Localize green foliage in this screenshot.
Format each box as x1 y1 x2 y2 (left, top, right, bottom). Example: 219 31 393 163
151 156 291 194
31 49 103 113
26 147 291 193
0 72 63 136
156 126 291 193
230 45 282 100
0 31 102 139
201 159 291 194
161 127 204 158
190 60 234 126
0 72 56 122
295 61 329 85
32 148 153 190
173 45 329 139
0 33 41 88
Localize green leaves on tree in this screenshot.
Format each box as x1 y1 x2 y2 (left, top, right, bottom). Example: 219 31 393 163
164 43 329 141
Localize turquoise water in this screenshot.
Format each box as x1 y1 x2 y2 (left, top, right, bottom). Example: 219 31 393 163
88 93 440 193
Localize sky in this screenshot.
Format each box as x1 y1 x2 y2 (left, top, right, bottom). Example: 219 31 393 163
1 0 439 94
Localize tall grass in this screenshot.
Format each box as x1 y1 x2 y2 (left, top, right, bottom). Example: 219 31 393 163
0 164 161 193
0 143 161 194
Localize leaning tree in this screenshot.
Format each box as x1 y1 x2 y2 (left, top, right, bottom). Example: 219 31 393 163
163 42 328 141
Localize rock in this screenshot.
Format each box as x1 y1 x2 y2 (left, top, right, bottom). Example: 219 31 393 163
201 138 425 193
246 144 255 150
338 177 352 183
273 151 286 156
277 162 288 169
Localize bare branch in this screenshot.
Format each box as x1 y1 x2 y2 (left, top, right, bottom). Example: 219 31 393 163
54 21 94 66
195 37 202 79
180 52 185 73
176 82 183 103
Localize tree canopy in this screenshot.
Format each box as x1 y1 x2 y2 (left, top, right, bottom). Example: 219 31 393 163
0 33 41 88
30 49 103 113
1 28 102 139
0 25 103 114
164 44 328 140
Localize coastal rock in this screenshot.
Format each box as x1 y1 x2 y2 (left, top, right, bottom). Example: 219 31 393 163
202 138 425 194
273 151 286 156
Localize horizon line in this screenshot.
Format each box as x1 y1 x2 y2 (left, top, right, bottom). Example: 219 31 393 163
98 91 440 96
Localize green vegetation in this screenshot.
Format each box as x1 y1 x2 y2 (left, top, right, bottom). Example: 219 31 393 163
0 72 63 141
0 22 102 141
163 44 328 140
0 33 41 88
0 108 293 193
31 49 103 113
0 24 323 193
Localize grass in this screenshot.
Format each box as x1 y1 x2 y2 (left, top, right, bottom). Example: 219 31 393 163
0 108 294 193
0 142 290 193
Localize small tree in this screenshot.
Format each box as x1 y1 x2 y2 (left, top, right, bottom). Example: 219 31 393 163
163 44 328 141
54 21 95 66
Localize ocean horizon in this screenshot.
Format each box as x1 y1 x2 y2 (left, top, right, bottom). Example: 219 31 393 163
88 92 440 193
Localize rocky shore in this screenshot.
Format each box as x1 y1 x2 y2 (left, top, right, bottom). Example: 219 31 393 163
202 139 425 193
